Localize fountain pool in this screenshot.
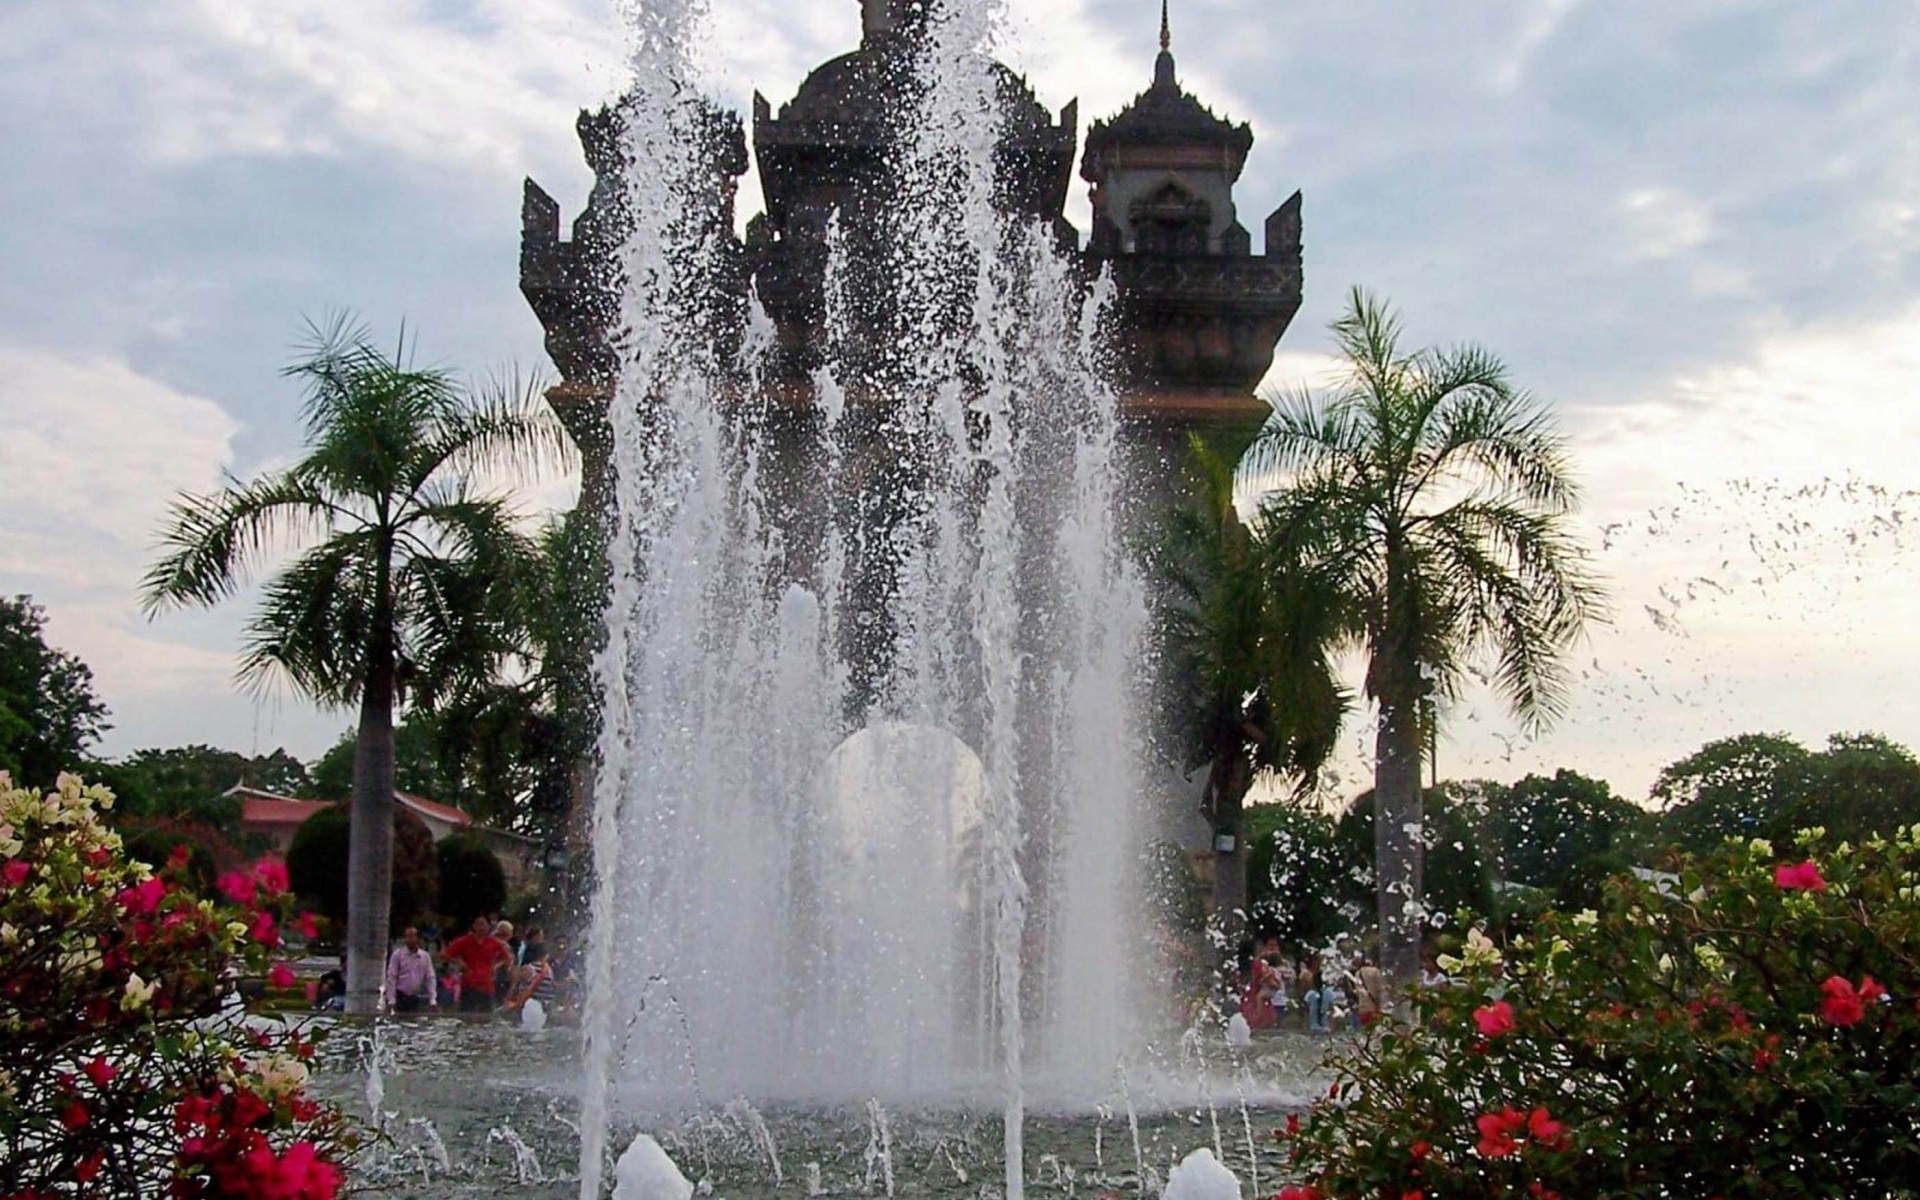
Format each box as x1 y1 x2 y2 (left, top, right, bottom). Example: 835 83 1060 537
311 1019 1336 1199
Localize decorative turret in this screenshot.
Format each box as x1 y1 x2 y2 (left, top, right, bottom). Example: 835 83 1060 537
1076 0 1303 428
1083 1 1257 257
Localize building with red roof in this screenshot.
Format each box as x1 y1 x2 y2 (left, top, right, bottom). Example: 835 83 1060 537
229 786 542 893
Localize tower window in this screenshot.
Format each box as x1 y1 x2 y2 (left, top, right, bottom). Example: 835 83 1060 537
1129 180 1212 255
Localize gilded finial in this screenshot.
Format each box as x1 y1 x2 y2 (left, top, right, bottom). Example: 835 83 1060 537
1153 0 1177 88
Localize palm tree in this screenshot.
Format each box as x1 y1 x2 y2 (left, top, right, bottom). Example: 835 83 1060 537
1159 434 1348 936
1246 289 1604 987
421 513 603 828
141 320 571 1014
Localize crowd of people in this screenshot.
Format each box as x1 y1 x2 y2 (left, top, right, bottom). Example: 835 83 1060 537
313 916 581 1019
1233 934 1439 1034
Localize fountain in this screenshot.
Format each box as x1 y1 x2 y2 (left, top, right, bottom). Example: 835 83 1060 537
575 0 1146 1196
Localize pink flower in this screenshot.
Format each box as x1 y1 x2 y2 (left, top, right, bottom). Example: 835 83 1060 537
293 911 319 940
1820 973 1887 1026
1526 1106 1568 1149
1275 1188 1323 1200
83 1056 116 1089
252 857 290 896
1820 975 1866 1026
1475 1107 1524 1158
1 859 28 888
217 870 258 906
1472 1000 1516 1038
230 1088 271 1129
250 910 280 947
274 1141 341 1200
1774 861 1827 891
61 1100 89 1130
117 876 166 916
269 962 298 989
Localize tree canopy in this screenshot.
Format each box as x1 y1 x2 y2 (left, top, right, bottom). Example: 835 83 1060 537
1247 288 1604 980
0 596 109 785
141 316 570 1013
104 745 312 834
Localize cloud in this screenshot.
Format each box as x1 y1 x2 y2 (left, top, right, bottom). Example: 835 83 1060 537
0 348 245 702
0 0 624 176
3 0 1920 785
1254 300 1920 800
1575 301 1920 502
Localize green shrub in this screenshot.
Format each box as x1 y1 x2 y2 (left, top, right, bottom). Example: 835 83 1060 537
115 815 242 895
0 773 352 1196
1278 830 1920 1198
285 803 437 927
435 834 507 923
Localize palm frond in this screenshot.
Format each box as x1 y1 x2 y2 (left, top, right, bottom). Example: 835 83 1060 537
1240 384 1367 493
1410 346 1580 513
408 369 575 495
236 534 377 703
141 471 339 614
1421 499 1607 727
1329 286 1407 402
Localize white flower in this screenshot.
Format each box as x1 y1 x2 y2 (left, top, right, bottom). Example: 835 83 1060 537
0 822 19 857
59 948 102 977
247 1052 311 1099
1463 928 1502 968
1572 909 1599 927
1748 838 1774 858
122 972 158 1012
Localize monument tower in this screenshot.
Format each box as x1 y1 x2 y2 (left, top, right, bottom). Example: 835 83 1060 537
520 0 1302 516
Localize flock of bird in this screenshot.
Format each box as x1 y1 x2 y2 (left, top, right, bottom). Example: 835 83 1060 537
1312 476 1918 805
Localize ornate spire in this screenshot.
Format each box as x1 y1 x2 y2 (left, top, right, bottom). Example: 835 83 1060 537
1154 0 1177 88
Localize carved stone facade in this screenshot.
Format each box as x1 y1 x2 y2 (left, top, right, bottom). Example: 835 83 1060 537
519 0 1304 511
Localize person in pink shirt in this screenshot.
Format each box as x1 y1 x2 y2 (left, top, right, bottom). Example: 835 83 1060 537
385 926 438 1014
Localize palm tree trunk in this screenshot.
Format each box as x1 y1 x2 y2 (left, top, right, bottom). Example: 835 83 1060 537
344 592 398 1016
1205 744 1251 1006
1211 748 1251 948
1374 684 1424 992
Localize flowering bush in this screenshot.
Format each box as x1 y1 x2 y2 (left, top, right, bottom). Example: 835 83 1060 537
0 773 353 1197
1276 830 1920 1199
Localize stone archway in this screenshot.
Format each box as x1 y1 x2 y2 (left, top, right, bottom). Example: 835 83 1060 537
805 722 995 1079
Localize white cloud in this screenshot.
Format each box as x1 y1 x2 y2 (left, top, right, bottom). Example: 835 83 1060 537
1575 302 1920 501
1618 187 1715 262
1491 0 1586 94
0 0 624 179
1255 306 1920 800
0 347 246 704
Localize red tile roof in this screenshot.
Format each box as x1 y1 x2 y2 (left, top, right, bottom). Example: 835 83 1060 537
395 791 472 828
233 789 335 827
229 786 472 830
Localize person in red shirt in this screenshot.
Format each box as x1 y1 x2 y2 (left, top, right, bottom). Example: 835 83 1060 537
443 915 514 1013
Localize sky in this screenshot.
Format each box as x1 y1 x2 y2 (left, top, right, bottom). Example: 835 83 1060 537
1 0 1916 801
